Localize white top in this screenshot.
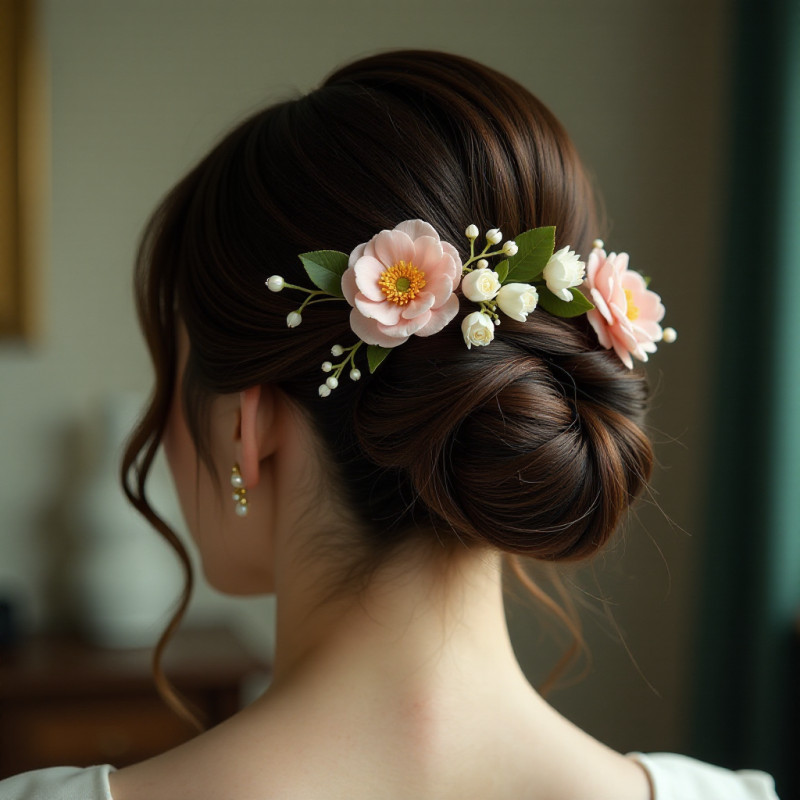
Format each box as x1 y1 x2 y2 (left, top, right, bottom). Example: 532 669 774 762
0 754 779 799
0 764 115 799
628 753 779 799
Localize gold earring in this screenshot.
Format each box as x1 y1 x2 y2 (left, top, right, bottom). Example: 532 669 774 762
231 464 248 517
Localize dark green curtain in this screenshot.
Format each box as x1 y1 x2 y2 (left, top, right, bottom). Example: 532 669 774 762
692 0 800 798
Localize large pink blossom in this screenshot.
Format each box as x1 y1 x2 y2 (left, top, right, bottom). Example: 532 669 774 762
584 247 665 369
341 220 462 348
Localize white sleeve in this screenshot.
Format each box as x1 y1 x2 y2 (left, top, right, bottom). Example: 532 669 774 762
629 752 779 800
0 765 116 800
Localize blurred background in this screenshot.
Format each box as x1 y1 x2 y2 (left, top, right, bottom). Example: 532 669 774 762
0 0 797 796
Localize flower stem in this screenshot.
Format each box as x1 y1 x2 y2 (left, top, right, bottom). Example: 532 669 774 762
462 244 507 273
282 282 318 294
297 294 342 313
479 300 500 320
330 340 363 382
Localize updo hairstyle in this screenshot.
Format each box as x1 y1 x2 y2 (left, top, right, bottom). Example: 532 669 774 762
122 49 653 721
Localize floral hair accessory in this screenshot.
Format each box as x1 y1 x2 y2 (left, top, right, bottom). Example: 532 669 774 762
266 222 675 395
343 220 462 348
584 240 675 369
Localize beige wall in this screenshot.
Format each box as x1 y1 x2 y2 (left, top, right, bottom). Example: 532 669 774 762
0 0 730 755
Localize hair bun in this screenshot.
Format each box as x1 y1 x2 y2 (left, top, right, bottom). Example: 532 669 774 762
354 314 653 561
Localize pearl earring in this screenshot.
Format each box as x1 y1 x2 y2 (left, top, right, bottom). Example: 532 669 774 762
230 464 248 517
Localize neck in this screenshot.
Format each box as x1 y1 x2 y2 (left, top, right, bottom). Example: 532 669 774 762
267 541 532 711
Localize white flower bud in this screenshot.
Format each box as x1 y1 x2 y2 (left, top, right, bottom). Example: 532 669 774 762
496 283 539 322
502 240 518 256
465 224 479 240
542 246 585 302
318 384 331 398
477 259 489 269
266 275 285 292
461 311 495 349
321 361 333 372
462 268 501 302
592 239 605 250
486 228 502 245
331 344 344 356
662 327 677 343
349 368 361 381
326 376 339 390
286 311 303 328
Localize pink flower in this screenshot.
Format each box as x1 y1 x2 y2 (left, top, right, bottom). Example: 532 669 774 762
341 220 462 348
584 247 665 369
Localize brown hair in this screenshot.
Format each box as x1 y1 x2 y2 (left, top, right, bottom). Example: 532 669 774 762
122 50 652 725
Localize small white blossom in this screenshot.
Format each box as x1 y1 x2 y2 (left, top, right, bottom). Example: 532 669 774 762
286 311 303 328
461 311 495 349
266 275 285 292
486 228 502 245
318 384 331 397
326 376 339 390
662 327 677 343
462 268 501 302
349 368 361 381
502 240 518 256
496 283 539 322
331 344 344 356
477 259 489 269
465 224 479 240
542 246 585 302
321 361 333 372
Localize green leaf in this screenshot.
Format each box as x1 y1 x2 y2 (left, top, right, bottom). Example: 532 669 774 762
298 250 349 297
494 260 509 284
537 286 595 318
504 227 556 284
367 344 392 373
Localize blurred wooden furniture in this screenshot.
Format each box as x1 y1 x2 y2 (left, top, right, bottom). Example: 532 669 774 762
0 626 268 778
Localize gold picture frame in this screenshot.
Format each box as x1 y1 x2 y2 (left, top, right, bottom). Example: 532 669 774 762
0 0 44 341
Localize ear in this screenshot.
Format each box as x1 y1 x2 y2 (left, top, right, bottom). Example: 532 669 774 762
236 385 277 488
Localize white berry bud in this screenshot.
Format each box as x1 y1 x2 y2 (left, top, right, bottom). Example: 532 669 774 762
465 224 479 240
318 384 331 398
321 361 333 372
331 344 344 356
662 327 677 343
486 228 502 245
266 275 285 292
502 240 518 256
477 259 489 269
349 368 361 381
286 311 302 328
326 376 339 390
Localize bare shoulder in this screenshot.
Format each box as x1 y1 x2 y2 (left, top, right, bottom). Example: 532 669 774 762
108 699 651 800
109 696 361 800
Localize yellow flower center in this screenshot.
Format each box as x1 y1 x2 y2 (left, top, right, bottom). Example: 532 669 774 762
378 261 426 305
624 288 640 321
